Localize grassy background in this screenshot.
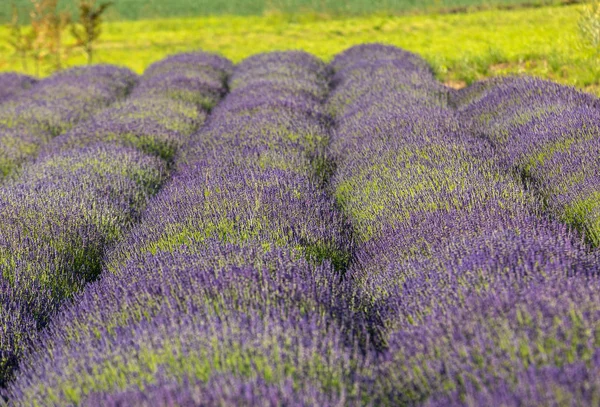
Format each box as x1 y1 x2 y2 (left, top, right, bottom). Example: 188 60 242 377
0 4 598 95
1 0 577 22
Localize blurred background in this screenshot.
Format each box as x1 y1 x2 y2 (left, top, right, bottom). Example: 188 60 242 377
0 0 581 20
0 0 598 94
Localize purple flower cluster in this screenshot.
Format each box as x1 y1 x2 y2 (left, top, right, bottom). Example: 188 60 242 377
131 53 231 111
2 45 600 406
0 65 136 180
39 53 234 164
327 44 600 404
377 273 600 406
84 375 340 407
425 350 600 407
6 51 368 406
456 76 600 246
0 53 231 388
0 73 37 104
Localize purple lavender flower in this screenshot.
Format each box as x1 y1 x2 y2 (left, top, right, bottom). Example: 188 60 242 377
5 50 365 406
5 45 600 407
327 44 600 405
0 52 231 388
0 73 37 104
0 65 137 181
457 76 600 246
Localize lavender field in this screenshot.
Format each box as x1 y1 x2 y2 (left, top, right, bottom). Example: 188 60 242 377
0 44 599 406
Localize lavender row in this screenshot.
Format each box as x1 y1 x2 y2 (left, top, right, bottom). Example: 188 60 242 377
0 53 232 389
5 52 368 405
455 76 600 247
0 66 137 180
7 45 597 405
327 44 600 405
404 74 600 406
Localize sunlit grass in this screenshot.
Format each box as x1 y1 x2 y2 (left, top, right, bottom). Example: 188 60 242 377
0 4 598 94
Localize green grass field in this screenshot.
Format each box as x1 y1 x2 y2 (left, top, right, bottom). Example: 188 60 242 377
1 0 577 22
1 3 598 95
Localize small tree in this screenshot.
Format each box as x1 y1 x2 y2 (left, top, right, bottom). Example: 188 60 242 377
28 0 48 75
45 0 71 71
29 0 71 74
71 0 113 64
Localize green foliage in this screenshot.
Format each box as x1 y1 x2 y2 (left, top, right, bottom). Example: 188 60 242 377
0 4 597 95
3 0 112 74
71 0 113 64
562 192 600 246
0 0 581 22
579 0 600 58
29 0 71 73
7 4 33 71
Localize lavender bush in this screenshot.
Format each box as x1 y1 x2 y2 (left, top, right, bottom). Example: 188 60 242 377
0 73 36 104
1 44 599 406
327 44 600 405
6 51 367 406
0 65 137 181
456 76 600 246
0 52 231 387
